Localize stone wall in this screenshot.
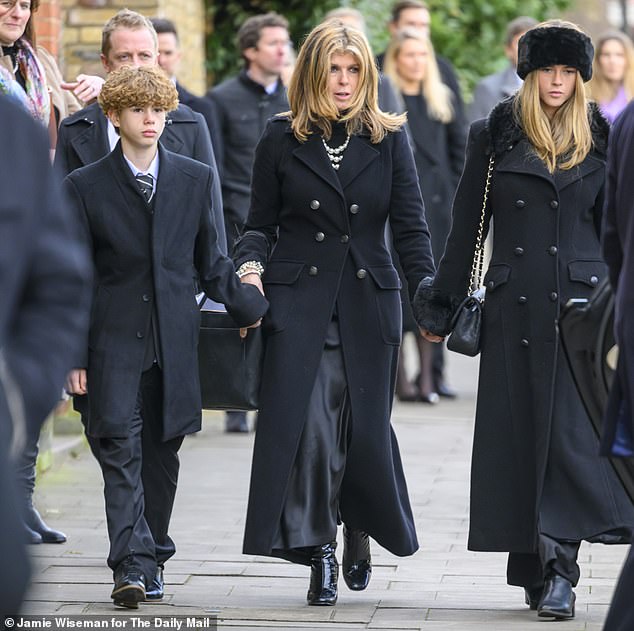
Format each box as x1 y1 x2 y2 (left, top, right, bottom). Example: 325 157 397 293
49 0 207 94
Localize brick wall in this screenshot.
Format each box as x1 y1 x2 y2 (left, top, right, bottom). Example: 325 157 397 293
54 0 207 94
35 0 62 57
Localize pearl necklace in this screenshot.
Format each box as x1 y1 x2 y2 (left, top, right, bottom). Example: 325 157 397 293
321 134 351 170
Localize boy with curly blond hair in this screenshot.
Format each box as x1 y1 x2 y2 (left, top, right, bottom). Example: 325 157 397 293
63 65 267 609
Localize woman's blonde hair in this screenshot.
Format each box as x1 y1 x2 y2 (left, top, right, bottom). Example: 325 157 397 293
286 20 406 143
514 20 592 172
383 28 453 123
587 30 634 104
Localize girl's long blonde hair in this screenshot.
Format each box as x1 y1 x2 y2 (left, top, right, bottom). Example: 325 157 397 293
383 28 454 123
514 20 593 172
587 31 634 104
286 20 406 143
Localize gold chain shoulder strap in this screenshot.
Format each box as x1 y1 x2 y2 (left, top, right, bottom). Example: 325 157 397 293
468 153 495 292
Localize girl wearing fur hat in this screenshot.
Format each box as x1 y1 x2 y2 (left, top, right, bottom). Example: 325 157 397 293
415 20 634 621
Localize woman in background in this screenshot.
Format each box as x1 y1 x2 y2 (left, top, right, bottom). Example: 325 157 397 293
588 30 634 123
383 28 466 402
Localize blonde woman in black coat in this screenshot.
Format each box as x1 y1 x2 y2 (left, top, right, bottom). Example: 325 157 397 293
234 20 435 606
415 20 634 620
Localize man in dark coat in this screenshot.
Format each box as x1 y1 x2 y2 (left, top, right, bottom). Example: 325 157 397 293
601 99 634 631
206 12 289 432
54 8 226 253
0 96 90 615
63 66 268 608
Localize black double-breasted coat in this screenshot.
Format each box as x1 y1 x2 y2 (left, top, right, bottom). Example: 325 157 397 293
234 118 435 560
415 98 634 553
63 143 268 442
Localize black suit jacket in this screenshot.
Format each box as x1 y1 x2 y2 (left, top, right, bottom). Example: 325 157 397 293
0 96 90 615
176 82 216 138
63 143 268 441
54 101 227 252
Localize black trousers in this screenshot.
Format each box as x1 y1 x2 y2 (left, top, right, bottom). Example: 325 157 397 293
86 366 183 584
507 534 581 589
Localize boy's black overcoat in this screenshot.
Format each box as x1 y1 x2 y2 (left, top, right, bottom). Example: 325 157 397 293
64 143 268 441
234 118 435 560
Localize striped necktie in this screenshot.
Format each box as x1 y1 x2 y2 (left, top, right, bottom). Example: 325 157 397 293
135 172 155 203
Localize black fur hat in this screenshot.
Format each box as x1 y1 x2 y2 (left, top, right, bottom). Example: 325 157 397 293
516 25 594 82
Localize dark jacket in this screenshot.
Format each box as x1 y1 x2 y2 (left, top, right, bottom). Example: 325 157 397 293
176 81 216 139
54 101 227 252
234 117 435 560
206 70 288 229
415 98 633 552
602 99 634 456
0 96 90 615
63 143 268 442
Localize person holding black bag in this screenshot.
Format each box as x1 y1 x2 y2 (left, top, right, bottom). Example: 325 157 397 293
234 20 435 606
415 20 634 621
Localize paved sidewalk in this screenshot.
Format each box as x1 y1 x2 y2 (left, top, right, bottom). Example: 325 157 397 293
21 352 628 630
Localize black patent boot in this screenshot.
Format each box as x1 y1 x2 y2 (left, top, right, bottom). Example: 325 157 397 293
307 541 338 606
342 525 372 591
537 574 575 619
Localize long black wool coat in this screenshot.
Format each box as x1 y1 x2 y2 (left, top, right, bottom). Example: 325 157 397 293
64 143 268 442
415 98 634 553
234 117 436 561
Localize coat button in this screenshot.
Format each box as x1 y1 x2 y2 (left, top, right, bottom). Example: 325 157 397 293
315 232 325 242
548 246 558 255
550 292 558 302
518 296 527 304
340 234 350 243
308 266 318 276
136 331 144 339
487 280 495 289
356 268 367 279
590 275 599 286
349 203 359 214
310 199 320 210
514 247 524 256
521 338 529 347
142 294 151 302
515 199 525 208
550 200 559 209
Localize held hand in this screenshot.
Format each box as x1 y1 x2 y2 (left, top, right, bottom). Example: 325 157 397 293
239 272 264 295
65 368 87 395
61 74 104 103
420 327 444 343
239 319 262 339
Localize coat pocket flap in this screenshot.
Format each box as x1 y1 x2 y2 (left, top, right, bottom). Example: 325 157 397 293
367 265 402 289
568 259 605 287
263 261 305 285
483 264 511 291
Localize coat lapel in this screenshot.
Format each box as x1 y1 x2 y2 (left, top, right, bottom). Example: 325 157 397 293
337 135 380 190
293 133 343 196
160 116 185 154
70 106 110 167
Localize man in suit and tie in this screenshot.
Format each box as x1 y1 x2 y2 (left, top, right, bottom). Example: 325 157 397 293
150 17 216 138
54 8 226 252
468 16 538 122
63 66 268 609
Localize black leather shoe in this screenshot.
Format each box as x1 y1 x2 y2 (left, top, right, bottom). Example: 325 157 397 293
307 542 338 606
111 560 146 609
145 566 164 601
537 575 575 619
524 585 543 610
25 524 42 545
435 382 457 399
24 506 66 543
342 526 372 591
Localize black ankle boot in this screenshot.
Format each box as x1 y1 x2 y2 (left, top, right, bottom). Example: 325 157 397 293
24 505 66 543
307 542 338 606
537 574 575 619
342 526 371 591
